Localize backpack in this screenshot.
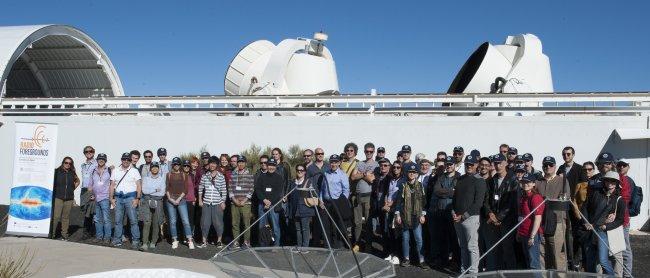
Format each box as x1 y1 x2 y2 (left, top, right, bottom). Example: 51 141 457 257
629 179 643 217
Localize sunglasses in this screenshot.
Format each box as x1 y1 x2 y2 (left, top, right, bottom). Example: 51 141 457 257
183 165 190 167
315 153 324 155
84 150 95 154
364 150 374 154
63 161 72 165
345 149 355 153
303 155 312 158
542 164 555 168
380 164 390 167
562 152 573 157
121 158 130 161
144 155 153 158
453 152 462 155
260 161 268 165
500 151 508 154
393 166 402 169
296 169 306 172
585 168 594 171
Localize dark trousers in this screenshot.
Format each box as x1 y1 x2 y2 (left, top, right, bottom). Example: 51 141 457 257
430 210 460 265
323 199 349 249
80 188 94 236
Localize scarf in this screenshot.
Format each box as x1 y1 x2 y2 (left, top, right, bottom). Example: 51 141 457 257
403 180 424 228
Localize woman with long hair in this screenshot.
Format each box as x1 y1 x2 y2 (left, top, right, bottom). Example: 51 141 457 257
517 173 545 269
52 157 80 240
165 157 195 249
383 161 404 264
288 164 316 251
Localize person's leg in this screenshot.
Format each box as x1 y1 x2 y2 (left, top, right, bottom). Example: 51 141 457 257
623 226 633 277
177 200 192 239
552 221 567 271
93 200 105 240
302 217 311 247
269 210 281 246
520 237 531 269
361 196 371 247
448 214 461 266
113 199 125 244
124 197 140 243
613 252 624 277
464 215 480 273
529 234 542 269
242 204 252 244
151 202 162 245
142 205 152 246
61 200 73 238
500 225 517 270
215 204 225 241
482 224 500 271
295 219 304 247
454 221 469 272
186 202 195 237
166 200 178 240
201 204 212 242
51 198 64 238
402 228 411 261
596 229 614 274
231 205 242 243
413 223 424 263
353 197 363 245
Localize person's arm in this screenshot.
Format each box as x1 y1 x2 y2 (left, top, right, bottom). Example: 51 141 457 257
530 215 542 240
341 172 350 199
245 176 254 200
254 175 265 202
482 181 495 218
466 178 487 219
604 198 626 231
433 176 453 198
109 180 116 206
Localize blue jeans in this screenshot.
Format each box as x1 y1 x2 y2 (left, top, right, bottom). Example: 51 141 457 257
258 204 281 246
166 199 192 240
295 217 311 247
93 199 112 240
623 226 633 277
596 229 615 274
522 234 542 269
402 222 424 262
113 196 140 244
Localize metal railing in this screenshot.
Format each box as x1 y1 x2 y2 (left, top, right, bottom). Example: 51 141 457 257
1 92 649 115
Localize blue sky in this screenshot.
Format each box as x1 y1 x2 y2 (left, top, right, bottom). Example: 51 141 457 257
2 1 648 96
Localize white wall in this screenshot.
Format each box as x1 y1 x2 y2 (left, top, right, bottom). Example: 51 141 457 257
1 114 648 230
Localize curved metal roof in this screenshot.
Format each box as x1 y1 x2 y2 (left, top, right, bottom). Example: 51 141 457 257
0 25 123 99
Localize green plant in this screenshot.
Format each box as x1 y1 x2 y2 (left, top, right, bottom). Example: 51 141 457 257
0 247 42 278
178 145 208 163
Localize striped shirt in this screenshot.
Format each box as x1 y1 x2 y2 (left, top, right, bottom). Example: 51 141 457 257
199 171 227 205
230 169 255 204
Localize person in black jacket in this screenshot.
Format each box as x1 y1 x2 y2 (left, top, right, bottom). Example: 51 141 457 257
51 157 80 240
580 171 626 276
427 156 461 267
482 154 519 270
254 158 284 246
452 155 487 274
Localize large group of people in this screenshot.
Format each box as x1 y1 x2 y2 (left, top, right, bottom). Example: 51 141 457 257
49 143 639 277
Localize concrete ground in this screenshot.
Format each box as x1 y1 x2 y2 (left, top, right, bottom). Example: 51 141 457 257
0 237 222 278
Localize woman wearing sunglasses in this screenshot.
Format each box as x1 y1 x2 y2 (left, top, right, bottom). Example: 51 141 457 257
52 157 80 240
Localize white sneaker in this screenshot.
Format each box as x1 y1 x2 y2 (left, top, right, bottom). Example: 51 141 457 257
172 240 179 249
390 256 400 265
384 255 393 261
188 241 195 250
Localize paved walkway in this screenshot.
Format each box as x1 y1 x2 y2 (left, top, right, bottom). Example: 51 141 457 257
0 237 223 277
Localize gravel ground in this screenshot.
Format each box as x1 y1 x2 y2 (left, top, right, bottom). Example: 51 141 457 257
1 205 647 277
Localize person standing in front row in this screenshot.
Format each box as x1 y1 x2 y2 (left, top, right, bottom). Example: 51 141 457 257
109 152 142 249
79 146 97 240
198 156 227 249
517 173 545 269
254 157 285 247
229 155 255 249
87 153 112 244
288 164 317 251
139 161 165 251
166 157 195 250
319 154 351 249
451 155 486 274
51 157 80 241
395 164 429 269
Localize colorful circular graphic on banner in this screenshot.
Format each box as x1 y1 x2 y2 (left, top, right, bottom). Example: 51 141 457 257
9 185 53 220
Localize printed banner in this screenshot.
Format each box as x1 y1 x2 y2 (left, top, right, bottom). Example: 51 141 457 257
7 122 59 237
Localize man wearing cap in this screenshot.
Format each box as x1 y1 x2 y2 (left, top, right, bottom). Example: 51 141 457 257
394 164 428 269
200 151 211 173
157 148 171 175
109 152 143 249
483 153 519 270
140 161 165 251
506 147 518 172
589 152 615 193
80 145 98 239
87 153 112 244
616 159 634 277
452 146 465 175
521 153 542 180
428 156 461 267
371 158 392 254
536 156 570 271
351 143 379 252
319 154 351 249
400 145 416 173
375 147 389 163
230 155 255 249
451 155 486 273
254 157 284 247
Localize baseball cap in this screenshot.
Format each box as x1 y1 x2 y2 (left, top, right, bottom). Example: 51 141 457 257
515 155 524 163
237 155 247 162
464 155 478 165
121 152 130 160
329 154 341 162
172 157 181 165
150 161 160 168
453 146 464 153
377 147 386 153
542 156 556 166
268 158 278 165
617 159 629 167
598 152 615 163
603 171 620 183
182 160 190 166
508 147 518 155
407 164 418 173
470 149 481 157
521 173 536 182
208 156 219 164
97 153 107 161
378 158 390 164
200 152 210 159
401 145 412 153
444 156 454 165
157 148 167 156
492 153 506 162
522 153 533 162
515 164 527 173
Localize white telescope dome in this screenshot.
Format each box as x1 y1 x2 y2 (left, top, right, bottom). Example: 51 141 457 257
224 33 339 97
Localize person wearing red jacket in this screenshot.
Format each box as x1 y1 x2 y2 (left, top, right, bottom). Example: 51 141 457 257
617 160 634 277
